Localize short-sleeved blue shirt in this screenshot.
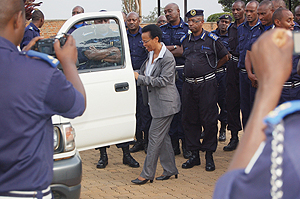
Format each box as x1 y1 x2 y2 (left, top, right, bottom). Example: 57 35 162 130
127 27 148 70
0 36 85 192
160 18 189 65
20 22 40 49
237 20 263 69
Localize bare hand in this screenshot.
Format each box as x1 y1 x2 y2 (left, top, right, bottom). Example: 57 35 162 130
134 71 139 80
250 28 293 87
54 35 78 65
22 36 43 51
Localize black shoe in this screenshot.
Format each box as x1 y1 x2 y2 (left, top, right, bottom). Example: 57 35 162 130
122 146 140 167
200 131 205 139
218 123 227 142
205 151 215 171
155 174 178 181
223 138 239 151
131 178 153 185
182 150 200 169
129 141 144 153
96 147 108 169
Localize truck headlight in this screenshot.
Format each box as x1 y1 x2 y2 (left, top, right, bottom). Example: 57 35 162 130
53 126 60 151
64 126 75 152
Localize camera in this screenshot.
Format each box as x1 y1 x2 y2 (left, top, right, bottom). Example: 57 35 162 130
31 37 67 57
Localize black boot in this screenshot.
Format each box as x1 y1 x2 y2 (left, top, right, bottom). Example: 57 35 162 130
129 140 144 153
122 146 140 168
181 139 192 159
223 131 239 151
182 150 200 169
171 136 181 155
218 122 227 142
96 147 108 169
205 151 215 171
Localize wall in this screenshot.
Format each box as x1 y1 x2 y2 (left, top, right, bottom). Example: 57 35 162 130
39 20 217 38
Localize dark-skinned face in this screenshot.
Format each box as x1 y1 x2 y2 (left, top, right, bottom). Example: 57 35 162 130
126 13 139 32
245 2 258 24
232 2 245 21
219 19 231 32
187 16 203 34
276 10 295 31
164 4 179 24
258 4 274 26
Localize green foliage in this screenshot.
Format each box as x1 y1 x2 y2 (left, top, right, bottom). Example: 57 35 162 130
218 0 300 13
142 7 165 23
207 12 233 22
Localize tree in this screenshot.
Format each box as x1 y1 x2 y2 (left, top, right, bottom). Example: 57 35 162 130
142 7 165 23
122 0 141 15
218 0 300 13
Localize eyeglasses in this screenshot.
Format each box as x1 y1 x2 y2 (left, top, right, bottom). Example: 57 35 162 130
142 39 152 44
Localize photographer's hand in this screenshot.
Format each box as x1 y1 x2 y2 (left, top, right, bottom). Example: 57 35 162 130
54 35 86 110
22 36 43 51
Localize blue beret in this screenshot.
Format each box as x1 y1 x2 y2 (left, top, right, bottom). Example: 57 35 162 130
185 9 204 18
219 14 232 21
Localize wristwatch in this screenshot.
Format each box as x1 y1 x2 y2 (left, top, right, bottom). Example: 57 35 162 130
174 45 177 49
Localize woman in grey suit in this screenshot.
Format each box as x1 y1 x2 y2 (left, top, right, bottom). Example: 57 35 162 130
131 24 181 185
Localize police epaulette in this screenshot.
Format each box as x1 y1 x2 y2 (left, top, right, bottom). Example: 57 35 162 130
180 34 188 43
160 23 168 28
264 100 300 125
28 26 33 31
24 50 60 68
208 32 219 41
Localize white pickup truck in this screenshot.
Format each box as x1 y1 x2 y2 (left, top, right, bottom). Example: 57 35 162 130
50 11 136 199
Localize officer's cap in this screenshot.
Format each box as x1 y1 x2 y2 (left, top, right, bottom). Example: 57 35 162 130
218 14 232 21
185 9 204 18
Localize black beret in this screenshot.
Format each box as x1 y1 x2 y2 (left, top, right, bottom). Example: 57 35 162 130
218 14 232 21
185 9 204 18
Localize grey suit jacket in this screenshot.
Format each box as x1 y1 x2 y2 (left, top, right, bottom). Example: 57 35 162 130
137 48 181 119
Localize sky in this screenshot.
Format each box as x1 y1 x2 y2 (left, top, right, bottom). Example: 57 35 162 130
39 0 224 21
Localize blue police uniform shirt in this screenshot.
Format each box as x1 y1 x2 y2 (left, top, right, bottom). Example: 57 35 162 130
127 27 148 70
287 54 300 82
181 29 228 77
67 22 88 34
213 100 300 199
211 29 229 68
237 20 263 69
0 36 85 192
160 18 189 65
20 22 40 49
294 21 300 31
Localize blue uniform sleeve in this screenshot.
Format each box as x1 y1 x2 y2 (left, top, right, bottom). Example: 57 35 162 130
215 39 229 60
44 69 85 118
213 169 244 199
20 30 35 49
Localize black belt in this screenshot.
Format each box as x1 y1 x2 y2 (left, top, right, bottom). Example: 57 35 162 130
215 67 227 73
283 81 300 88
185 72 216 84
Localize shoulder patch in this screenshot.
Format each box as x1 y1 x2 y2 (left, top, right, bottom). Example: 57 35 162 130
28 26 34 31
180 34 188 43
25 50 60 68
208 32 219 41
264 100 300 125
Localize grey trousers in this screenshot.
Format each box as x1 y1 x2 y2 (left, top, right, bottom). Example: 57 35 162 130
140 115 178 180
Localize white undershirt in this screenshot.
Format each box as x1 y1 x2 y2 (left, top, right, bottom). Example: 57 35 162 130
145 42 166 76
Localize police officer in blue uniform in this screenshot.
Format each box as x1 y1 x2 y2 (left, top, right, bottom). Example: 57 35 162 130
181 9 229 171
237 1 263 129
160 3 191 158
20 9 44 49
211 14 232 142
273 8 300 104
223 0 245 152
0 0 86 198
126 12 152 154
67 6 88 34
294 5 300 31
214 27 300 199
